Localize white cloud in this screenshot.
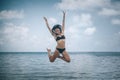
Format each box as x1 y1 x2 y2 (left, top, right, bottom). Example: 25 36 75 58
73 13 93 27
98 8 120 16
48 17 57 25
67 26 79 34
79 14 93 27
0 23 56 51
0 23 29 43
0 23 32 51
56 0 110 10
66 13 95 38
64 13 96 51
84 27 96 36
0 10 24 19
112 19 120 25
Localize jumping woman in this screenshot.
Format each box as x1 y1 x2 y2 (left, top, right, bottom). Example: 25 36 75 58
43 11 70 63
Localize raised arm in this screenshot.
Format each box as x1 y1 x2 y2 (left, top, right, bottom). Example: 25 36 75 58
43 17 53 36
62 11 66 33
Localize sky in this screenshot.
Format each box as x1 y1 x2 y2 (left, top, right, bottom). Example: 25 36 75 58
0 0 120 52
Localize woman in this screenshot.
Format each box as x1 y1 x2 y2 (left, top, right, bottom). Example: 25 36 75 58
43 11 70 63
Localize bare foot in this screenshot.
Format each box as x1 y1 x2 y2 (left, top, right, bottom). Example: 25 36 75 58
46 48 51 57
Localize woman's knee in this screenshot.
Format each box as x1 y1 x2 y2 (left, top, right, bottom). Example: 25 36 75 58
49 57 55 62
65 58 71 62
63 53 71 62
50 59 54 62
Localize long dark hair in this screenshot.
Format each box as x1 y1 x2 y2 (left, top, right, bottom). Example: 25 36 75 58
52 24 62 34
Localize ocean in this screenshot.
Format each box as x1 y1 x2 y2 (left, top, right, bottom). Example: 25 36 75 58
0 52 120 80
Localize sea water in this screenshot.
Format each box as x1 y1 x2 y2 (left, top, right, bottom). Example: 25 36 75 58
0 52 120 80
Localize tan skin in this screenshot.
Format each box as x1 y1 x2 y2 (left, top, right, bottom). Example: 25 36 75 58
43 11 70 63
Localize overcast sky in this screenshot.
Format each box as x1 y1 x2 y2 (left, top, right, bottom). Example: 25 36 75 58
0 0 120 52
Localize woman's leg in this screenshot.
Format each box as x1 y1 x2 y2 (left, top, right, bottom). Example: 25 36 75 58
47 48 59 62
62 51 71 62
57 55 66 61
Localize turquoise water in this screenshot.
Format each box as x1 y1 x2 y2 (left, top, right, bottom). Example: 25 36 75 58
0 52 120 80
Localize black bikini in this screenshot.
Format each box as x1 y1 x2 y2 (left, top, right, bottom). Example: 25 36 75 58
56 35 66 53
56 35 65 41
56 48 65 53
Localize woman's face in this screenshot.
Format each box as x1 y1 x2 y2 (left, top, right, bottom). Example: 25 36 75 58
55 28 61 35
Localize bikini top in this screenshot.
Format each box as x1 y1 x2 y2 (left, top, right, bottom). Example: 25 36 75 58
56 35 65 41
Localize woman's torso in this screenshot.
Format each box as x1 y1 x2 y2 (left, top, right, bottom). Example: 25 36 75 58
54 34 65 48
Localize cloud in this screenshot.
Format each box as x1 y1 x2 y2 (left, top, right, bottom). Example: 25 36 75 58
112 19 120 25
48 17 57 26
0 22 56 51
72 13 93 27
64 13 96 51
56 0 110 10
84 27 96 36
0 10 24 19
67 26 79 34
66 13 95 37
98 8 120 16
0 23 34 51
0 23 29 43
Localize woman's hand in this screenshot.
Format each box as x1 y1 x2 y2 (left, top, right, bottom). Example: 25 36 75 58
63 11 66 15
43 17 47 22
